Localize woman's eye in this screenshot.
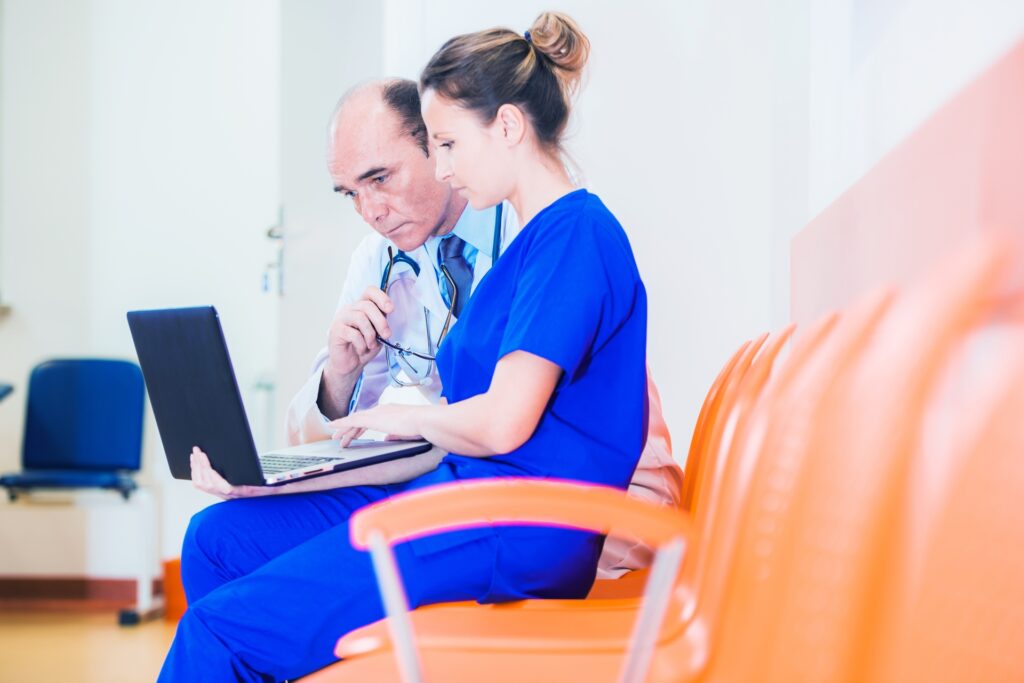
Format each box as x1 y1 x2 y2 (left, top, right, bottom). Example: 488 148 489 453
439 141 453 150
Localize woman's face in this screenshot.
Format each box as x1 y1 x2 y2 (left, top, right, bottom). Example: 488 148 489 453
421 89 514 210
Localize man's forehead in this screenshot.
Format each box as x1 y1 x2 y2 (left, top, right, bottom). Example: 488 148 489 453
329 107 410 181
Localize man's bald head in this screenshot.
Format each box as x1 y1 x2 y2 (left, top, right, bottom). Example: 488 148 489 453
330 79 428 157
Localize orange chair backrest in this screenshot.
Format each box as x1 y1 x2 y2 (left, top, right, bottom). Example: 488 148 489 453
706 235 1014 683
681 338 755 513
642 323 807 649
866 340 1024 683
682 289 891 667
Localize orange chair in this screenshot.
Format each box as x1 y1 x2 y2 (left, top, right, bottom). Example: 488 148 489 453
330 332 784 660
679 336 758 513
305 235 1018 683
707 234 1015 683
590 336 764 600
867 345 1024 683
302 310 871 683
301 281 904 682
304 325 803 680
303 319 856 683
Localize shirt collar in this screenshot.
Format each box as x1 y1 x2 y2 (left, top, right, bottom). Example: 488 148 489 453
447 203 498 254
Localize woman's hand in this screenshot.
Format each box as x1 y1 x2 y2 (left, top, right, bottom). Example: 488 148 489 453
190 448 275 500
328 404 424 447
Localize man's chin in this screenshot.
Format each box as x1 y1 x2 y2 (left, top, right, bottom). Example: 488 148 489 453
389 230 429 252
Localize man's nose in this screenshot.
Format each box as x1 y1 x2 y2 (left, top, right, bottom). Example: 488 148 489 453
358 193 388 225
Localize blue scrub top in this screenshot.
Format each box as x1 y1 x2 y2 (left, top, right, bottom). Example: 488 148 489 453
395 189 648 601
437 189 649 487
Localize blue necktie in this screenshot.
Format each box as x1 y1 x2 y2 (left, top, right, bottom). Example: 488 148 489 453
438 235 473 317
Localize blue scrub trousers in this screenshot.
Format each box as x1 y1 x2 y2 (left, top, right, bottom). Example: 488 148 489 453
157 481 502 682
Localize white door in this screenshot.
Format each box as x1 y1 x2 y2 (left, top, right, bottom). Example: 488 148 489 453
272 2 386 438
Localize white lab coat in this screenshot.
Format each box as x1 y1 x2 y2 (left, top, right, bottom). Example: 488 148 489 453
285 203 682 577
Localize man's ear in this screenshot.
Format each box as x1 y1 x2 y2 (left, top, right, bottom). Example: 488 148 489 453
495 103 527 147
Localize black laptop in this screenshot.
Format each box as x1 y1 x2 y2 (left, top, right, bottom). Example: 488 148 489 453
127 306 431 486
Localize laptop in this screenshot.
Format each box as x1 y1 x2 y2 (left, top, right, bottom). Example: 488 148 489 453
127 306 432 486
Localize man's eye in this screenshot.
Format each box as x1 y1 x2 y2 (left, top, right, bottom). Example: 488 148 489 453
373 175 388 184
343 191 356 199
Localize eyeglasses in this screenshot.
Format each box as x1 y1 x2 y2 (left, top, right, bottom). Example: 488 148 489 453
376 246 458 386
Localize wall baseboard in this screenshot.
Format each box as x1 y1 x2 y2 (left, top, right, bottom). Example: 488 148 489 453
0 577 163 612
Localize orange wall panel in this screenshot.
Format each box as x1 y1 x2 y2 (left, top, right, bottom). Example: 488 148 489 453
792 40 1024 325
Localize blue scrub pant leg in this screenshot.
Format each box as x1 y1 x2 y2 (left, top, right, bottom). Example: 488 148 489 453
158 487 498 682
178 485 390 604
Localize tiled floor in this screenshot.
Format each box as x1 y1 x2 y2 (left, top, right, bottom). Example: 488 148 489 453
0 611 176 682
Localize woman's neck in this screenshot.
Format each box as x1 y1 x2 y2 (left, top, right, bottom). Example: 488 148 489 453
508 152 577 228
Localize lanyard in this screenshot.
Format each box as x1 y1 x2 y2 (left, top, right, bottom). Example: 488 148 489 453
491 202 503 262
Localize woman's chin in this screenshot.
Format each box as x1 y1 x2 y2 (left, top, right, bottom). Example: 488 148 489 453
467 193 499 211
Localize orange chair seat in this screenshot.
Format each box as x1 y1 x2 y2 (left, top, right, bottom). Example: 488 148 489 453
337 567 653 656
337 595 651 657
309 635 701 683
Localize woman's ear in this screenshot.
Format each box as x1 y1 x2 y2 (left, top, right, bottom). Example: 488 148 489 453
495 103 527 147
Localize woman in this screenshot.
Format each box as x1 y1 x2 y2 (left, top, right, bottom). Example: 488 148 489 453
160 12 648 682
332 8 648 594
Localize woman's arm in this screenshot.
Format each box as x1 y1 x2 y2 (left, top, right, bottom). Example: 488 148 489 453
329 350 562 456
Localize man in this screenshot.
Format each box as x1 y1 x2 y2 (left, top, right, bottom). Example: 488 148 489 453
285 78 682 578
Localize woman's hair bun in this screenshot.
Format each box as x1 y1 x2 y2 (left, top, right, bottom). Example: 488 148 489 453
527 12 590 97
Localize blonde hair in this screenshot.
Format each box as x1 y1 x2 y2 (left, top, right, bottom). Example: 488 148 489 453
419 12 590 153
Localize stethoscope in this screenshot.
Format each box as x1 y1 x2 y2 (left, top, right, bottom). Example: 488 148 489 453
378 203 504 290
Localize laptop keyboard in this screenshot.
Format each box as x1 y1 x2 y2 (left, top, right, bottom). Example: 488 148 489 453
259 454 341 475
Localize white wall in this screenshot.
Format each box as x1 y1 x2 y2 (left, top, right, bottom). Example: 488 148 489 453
770 0 1024 322
0 0 280 577
806 0 1024 220
378 0 1024 455
0 0 94 468
379 0 797 453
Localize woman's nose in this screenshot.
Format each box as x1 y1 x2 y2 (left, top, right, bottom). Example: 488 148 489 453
434 157 452 183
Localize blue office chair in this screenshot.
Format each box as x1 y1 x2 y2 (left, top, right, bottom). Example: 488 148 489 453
0 359 145 502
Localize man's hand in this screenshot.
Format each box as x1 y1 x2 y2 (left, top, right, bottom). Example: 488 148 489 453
190 448 274 500
320 286 394 419
326 286 394 376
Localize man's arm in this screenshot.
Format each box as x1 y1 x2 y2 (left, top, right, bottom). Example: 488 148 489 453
284 353 338 446
285 343 395 446
317 363 360 420
285 235 394 445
